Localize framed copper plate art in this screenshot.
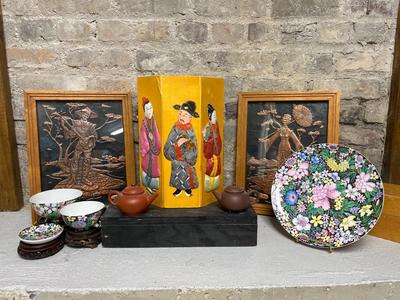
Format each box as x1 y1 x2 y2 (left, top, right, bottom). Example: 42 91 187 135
236 91 340 215
271 144 384 249
25 91 135 222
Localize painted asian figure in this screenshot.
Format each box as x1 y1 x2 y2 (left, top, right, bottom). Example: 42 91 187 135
164 101 199 197
203 104 222 192
139 97 161 193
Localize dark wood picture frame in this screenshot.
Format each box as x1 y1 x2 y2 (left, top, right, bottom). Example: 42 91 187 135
236 91 340 216
25 91 135 222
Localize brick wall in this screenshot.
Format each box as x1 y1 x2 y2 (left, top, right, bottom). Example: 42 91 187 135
2 0 398 201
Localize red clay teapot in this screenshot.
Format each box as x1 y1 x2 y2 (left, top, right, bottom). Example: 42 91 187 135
211 185 250 212
108 185 158 216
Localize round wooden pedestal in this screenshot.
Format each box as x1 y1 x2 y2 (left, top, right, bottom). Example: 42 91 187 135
18 235 64 260
64 227 101 248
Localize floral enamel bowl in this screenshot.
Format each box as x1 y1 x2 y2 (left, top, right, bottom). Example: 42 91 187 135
29 189 83 221
271 144 384 249
18 223 64 245
60 201 105 230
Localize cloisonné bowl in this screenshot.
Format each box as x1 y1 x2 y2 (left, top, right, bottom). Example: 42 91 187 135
29 189 83 221
271 144 384 249
18 223 64 245
60 201 105 230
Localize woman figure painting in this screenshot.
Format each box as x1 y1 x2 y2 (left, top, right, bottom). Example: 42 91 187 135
139 97 161 193
202 104 222 192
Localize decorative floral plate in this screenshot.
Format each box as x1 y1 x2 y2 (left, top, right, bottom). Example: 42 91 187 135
271 144 384 249
18 223 64 245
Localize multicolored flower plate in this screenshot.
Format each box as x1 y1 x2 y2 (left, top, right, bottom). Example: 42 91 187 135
271 144 384 249
18 223 64 245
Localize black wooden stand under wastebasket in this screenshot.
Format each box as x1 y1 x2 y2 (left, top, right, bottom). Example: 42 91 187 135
101 203 257 247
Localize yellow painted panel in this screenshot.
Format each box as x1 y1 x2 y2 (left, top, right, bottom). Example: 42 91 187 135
160 76 202 208
137 76 163 206
137 76 224 208
201 77 224 207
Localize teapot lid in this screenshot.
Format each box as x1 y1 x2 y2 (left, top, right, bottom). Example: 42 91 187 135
225 185 244 193
122 185 145 195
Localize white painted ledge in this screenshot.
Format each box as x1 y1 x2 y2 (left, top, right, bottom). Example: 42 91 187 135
1 206 400 299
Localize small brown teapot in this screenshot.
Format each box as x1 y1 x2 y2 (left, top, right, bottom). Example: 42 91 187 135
211 185 250 212
108 185 158 216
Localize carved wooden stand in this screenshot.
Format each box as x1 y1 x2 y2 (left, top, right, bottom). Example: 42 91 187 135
18 235 64 260
64 227 101 248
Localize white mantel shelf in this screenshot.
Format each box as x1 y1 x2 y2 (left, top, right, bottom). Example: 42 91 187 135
1 207 400 300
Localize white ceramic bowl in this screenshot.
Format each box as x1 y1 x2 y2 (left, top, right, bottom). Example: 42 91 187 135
60 201 105 230
29 189 83 221
18 223 64 245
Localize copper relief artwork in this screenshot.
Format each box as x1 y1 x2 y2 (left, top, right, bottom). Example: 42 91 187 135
246 102 328 204
37 101 127 200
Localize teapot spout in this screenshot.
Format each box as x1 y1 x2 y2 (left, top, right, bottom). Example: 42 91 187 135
211 190 221 202
146 192 158 206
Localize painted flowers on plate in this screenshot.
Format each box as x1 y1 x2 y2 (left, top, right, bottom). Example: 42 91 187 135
18 223 64 244
271 144 384 249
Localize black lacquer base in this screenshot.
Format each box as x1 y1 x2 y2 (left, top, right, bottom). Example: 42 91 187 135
101 203 257 248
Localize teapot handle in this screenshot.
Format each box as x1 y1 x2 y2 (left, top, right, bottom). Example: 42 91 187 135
248 190 260 203
108 191 122 206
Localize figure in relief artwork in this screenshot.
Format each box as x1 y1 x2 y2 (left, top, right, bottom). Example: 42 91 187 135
59 107 99 189
246 103 326 203
203 104 222 192
164 101 199 197
40 102 125 199
139 97 161 193
259 113 303 167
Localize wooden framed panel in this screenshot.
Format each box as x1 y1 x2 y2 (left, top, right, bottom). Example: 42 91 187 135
236 91 340 215
25 91 135 222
